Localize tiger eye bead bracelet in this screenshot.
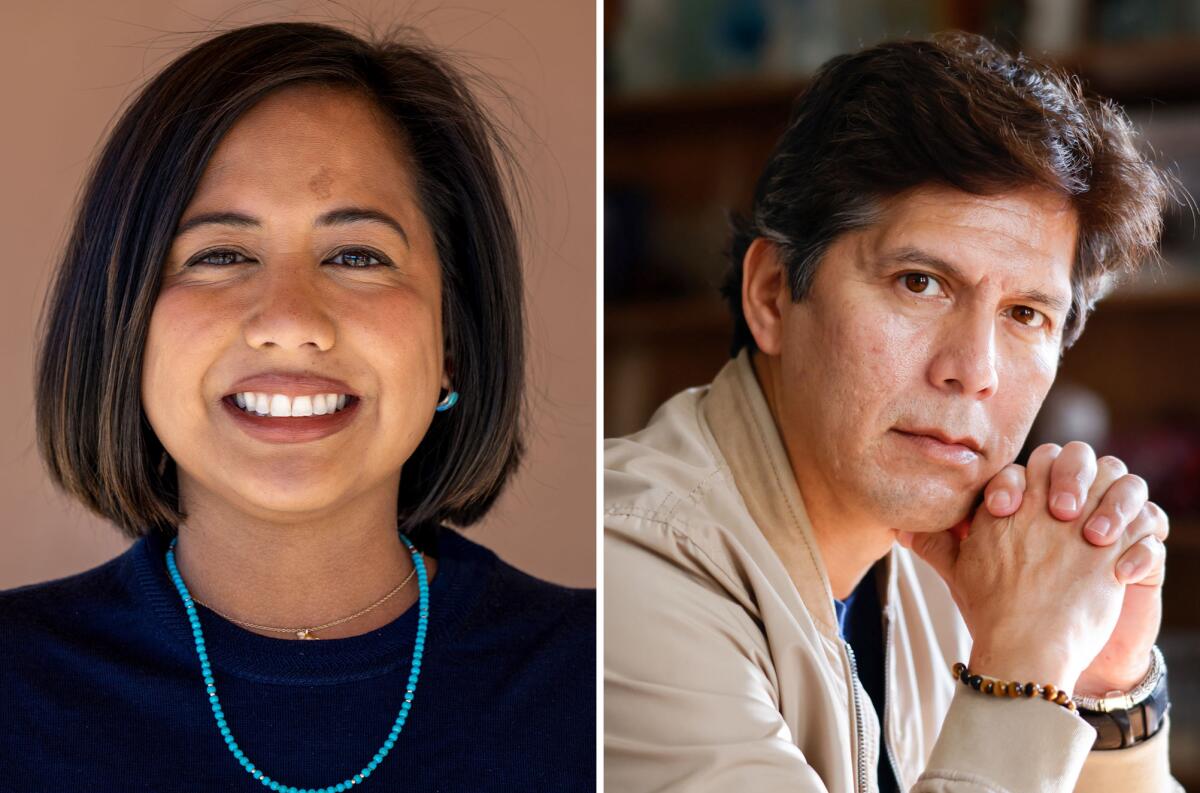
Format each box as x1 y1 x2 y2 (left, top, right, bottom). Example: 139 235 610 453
952 662 1077 712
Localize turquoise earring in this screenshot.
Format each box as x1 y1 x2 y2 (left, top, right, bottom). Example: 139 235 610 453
436 389 459 412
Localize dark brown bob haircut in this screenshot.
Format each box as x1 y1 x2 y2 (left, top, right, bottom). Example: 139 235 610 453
35 21 525 540
723 31 1174 356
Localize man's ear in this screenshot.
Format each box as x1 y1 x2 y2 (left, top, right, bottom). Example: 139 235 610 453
742 238 787 355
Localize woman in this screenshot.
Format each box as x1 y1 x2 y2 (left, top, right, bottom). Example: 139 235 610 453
1 21 593 792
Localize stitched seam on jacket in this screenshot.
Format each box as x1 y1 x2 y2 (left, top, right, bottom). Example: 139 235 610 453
606 462 730 522
605 509 753 613
607 508 782 697
916 769 1008 793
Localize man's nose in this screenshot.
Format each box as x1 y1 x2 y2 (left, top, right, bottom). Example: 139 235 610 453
927 309 998 398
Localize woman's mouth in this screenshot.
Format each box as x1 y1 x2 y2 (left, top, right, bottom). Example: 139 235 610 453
220 393 361 443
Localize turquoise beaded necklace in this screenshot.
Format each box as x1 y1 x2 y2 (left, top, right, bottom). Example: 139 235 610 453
165 533 429 792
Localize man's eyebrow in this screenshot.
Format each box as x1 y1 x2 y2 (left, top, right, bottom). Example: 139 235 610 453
882 246 1071 314
174 206 410 247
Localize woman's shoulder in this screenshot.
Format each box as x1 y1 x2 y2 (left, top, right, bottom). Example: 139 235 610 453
0 541 144 683
433 527 594 659
0 543 138 620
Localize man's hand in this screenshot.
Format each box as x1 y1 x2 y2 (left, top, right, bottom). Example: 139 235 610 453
978 442 1169 695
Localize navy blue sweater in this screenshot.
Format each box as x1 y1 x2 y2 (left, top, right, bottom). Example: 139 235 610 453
0 525 595 792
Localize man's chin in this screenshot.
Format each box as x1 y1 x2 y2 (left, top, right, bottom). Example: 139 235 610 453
867 477 978 534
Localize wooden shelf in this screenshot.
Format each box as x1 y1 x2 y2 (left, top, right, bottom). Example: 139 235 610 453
607 77 805 133
607 37 1200 133
605 294 727 339
1062 37 1200 104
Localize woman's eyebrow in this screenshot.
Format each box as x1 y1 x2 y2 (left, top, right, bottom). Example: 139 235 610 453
174 206 410 248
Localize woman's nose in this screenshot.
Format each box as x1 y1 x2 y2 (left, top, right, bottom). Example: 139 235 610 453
242 260 337 352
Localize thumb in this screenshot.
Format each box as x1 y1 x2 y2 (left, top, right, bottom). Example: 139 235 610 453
899 525 962 584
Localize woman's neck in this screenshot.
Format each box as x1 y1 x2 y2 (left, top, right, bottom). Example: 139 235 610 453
169 481 434 640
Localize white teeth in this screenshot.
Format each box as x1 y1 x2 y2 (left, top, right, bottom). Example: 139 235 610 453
233 392 351 417
269 394 290 417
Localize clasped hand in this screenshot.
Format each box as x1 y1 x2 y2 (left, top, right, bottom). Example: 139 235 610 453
899 441 1168 697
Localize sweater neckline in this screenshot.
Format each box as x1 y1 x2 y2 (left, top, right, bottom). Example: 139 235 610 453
134 525 482 685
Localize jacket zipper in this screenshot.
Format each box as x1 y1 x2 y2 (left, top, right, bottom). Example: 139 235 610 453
881 614 903 791
842 640 869 793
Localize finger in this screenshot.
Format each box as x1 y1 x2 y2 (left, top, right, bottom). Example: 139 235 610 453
1081 470 1146 547
1047 441 1097 522
903 528 961 584
1115 535 1166 587
983 463 1026 517
1144 501 1170 543
1074 454 1128 533
1021 443 1062 510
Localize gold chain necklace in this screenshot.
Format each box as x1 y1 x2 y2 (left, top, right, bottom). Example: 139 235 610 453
189 554 421 640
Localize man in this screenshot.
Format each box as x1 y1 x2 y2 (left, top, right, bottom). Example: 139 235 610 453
605 32 1182 792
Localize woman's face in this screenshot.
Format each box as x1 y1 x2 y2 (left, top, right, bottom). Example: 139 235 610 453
142 83 446 522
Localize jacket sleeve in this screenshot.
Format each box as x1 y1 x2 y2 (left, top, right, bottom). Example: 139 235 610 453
606 516 1186 793
1074 715 1184 793
605 519 836 792
918 686 1184 793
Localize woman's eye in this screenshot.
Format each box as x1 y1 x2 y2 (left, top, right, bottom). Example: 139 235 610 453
189 249 250 267
1008 305 1047 328
329 248 390 268
185 248 391 268
899 272 944 297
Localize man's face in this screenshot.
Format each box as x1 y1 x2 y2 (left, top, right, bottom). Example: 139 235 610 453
766 184 1077 532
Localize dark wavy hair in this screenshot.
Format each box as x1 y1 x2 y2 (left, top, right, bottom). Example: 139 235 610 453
723 31 1175 355
35 21 526 539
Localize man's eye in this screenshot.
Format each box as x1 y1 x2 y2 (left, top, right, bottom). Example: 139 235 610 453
1009 305 1047 328
899 272 944 297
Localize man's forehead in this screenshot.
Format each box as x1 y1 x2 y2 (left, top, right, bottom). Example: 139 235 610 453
887 185 1076 239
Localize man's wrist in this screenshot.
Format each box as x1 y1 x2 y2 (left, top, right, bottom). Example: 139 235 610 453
969 644 1078 694
1074 646 1170 750
1076 656 1153 699
1074 646 1164 712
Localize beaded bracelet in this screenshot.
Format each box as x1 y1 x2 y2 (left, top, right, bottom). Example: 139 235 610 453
951 662 1077 713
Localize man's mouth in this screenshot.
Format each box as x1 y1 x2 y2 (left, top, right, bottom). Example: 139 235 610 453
891 428 981 465
893 426 982 454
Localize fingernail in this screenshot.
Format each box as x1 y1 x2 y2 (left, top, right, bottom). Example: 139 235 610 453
988 491 1011 512
1085 516 1112 540
1117 558 1139 581
1052 493 1077 514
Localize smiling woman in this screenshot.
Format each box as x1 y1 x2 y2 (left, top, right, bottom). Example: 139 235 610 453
3 20 593 793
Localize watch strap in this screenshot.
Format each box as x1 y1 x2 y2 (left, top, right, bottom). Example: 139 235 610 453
1079 665 1170 750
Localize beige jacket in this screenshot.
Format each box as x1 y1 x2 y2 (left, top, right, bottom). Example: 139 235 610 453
605 351 1181 793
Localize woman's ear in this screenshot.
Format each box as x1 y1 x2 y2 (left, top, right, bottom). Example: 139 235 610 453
742 238 787 355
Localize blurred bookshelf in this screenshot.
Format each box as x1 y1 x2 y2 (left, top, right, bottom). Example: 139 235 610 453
605 0 1200 782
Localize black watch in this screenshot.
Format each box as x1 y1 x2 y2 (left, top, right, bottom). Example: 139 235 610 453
1076 658 1170 751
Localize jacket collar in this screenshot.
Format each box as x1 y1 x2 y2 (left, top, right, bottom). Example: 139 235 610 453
701 349 898 639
